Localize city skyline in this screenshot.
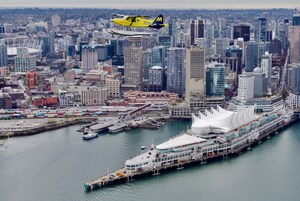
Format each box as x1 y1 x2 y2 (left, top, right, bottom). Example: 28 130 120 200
1 0 300 9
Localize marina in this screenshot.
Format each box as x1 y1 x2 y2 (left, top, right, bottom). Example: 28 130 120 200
84 105 296 191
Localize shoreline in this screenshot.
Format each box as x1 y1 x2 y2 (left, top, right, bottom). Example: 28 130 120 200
84 115 299 191
0 117 97 139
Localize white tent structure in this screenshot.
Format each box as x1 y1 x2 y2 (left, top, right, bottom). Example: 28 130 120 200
191 105 256 134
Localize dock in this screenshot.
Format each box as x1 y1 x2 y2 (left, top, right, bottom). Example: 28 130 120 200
84 116 298 191
109 123 126 133
90 122 115 133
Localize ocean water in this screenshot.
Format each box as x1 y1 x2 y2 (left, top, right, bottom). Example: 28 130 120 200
0 120 300 201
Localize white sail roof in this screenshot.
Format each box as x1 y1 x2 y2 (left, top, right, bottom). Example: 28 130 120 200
156 134 206 150
191 105 256 134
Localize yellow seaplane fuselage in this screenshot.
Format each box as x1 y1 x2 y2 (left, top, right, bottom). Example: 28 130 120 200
111 14 168 29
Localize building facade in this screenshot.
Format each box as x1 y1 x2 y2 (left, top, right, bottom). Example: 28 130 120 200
0 43 8 67
185 46 206 110
237 73 255 102
190 19 205 46
81 45 98 72
166 47 185 96
124 46 143 87
205 63 225 97
14 48 36 72
148 66 165 92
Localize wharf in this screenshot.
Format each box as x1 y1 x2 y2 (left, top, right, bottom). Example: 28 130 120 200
109 123 126 133
0 118 96 138
84 116 298 191
90 122 115 133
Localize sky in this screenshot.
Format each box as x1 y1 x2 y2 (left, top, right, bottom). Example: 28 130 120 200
1 0 300 9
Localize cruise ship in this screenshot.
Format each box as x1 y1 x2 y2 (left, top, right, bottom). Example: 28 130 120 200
124 105 293 173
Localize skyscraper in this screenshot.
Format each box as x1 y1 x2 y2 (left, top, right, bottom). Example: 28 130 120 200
233 24 250 42
81 45 98 72
0 43 8 67
205 20 214 49
52 14 61 27
261 52 272 86
148 66 165 92
270 38 282 56
291 64 300 95
290 26 300 63
256 17 267 42
225 45 243 74
143 46 165 81
245 40 258 72
143 49 152 80
152 46 165 68
215 38 230 61
292 14 300 26
253 67 267 97
124 46 143 87
185 46 206 109
237 73 255 102
166 47 185 96
190 20 205 45
205 63 225 97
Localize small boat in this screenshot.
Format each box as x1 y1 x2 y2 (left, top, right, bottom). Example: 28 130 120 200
82 132 98 141
141 146 147 150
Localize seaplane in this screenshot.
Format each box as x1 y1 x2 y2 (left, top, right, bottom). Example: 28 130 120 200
107 14 168 36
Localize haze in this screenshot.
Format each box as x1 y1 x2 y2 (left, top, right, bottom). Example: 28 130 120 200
1 0 300 9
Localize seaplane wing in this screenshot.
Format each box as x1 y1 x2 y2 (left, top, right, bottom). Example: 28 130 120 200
106 29 151 37
112 14 150 19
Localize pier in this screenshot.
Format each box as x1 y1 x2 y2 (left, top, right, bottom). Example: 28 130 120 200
0 117 96 138
84 115 298 191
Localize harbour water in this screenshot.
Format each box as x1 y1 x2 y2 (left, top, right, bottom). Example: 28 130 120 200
1 120 300 201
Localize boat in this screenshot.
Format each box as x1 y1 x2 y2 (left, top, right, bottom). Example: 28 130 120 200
82 132 98 141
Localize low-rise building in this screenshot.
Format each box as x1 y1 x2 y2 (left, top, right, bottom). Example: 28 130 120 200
58 90 81 107
0 93 12 109
124 91 178 105
105 78 120 98
33 96 58 107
